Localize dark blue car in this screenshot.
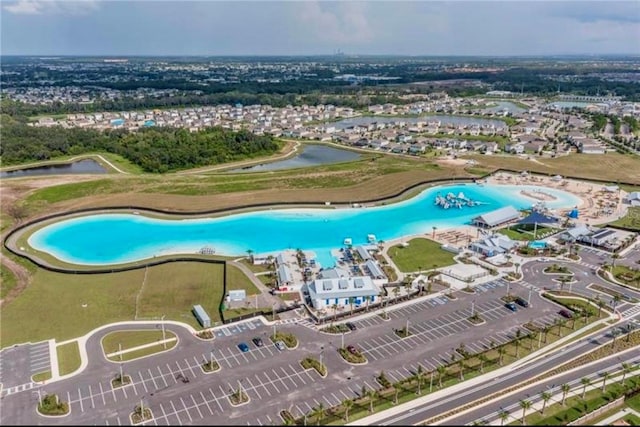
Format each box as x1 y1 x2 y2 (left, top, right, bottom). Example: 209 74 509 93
238 342 250 352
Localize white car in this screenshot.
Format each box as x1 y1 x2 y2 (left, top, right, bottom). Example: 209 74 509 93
275 341 286 351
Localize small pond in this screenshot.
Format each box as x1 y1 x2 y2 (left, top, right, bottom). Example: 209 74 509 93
228 144 361 173
0 159 108 179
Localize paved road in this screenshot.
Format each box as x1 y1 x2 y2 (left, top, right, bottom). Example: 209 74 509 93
367 317 640 426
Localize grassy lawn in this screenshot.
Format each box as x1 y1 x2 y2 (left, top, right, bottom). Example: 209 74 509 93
465 152 640 185
609 206 640 231
101 330 177 355
56 341 81 376
510 376 640 426
109 341 177 362
610 265 640 288
498 226 553 241
0 261 256 347
32 371 52 382
0 263 17 299
387 238 456 272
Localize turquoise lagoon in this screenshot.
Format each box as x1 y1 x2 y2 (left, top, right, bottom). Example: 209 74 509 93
28 184 581 267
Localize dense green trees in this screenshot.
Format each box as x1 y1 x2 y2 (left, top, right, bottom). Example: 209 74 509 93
1 116 280 173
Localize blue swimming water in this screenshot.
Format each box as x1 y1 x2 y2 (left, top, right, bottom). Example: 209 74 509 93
28 184 581 267
529 240 547 249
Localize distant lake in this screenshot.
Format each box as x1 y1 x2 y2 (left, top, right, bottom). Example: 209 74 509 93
228 144 361 173
331 114 506 130
482 101 527 114
0 159 107 179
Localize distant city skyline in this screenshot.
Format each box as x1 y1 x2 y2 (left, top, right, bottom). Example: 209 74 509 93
2 0 639 56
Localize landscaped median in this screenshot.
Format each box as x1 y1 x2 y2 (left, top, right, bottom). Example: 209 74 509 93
101 330 178 362
37 393 69 417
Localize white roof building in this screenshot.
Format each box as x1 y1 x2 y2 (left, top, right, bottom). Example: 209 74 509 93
307 276 381 310
472 206 521 228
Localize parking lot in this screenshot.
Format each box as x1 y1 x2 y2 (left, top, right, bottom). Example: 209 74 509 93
0 340 50 396
1 279 597 426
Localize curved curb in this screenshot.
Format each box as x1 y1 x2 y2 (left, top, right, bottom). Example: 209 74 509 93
44 320 199 384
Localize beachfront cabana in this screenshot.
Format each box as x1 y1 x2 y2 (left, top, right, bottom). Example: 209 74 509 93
472 206 521 229
517 211 560 227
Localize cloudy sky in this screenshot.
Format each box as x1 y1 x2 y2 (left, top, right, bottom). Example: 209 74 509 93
2 0 639 56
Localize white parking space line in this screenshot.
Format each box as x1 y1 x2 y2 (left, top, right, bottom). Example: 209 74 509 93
226 348 241 366
199 391 214 415
174 361 185 378
89 385 95 408
280 366 298 387
121 383 129 399
166 364 178 383
78 387 85 412
272 369 290 390
159 402 169 424
301 368 315 383
99 382 107 406
209 388 224 412
130 379 139 395
190 394 204 419
156 366 169 387
248 350 259 361
255 375 272 396
170 400 183 425
139 372 149 393
67 391 72 410
263 372 280 394
147 369 159 389
245 377 261 399
183 359 197 378
117 417 122 425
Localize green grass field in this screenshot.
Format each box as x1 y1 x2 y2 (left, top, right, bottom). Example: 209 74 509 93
609 206 640 231
0 263 17 299
56 341 81 376
0 261 258 347
387 238 456 273
498 226 553 241
102 330 178 361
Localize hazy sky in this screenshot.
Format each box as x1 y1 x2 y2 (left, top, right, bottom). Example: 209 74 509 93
2 0 639 56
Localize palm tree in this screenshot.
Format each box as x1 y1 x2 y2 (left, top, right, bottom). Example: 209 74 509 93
514 262 521 275
415 364 425 395
246 249 254 263
514 329 522 358
432 226 437 239
437 365 446 388
331 304 339 322
595 296 606 317
342 399 353 422
581 377 591 399
349 297 356 316
601 371 610 392
542 325 551 344
498 345 506 366
392 286 401 301
561 383 571 406
621 362 632 385
458 357 466 381
611 253 620 268
540 391 552 414
312 403 324 426
366 389 377 413
392 383 400 405
498 409 509 426
364 295 371 312
478 353 488 374
610 327 621 349
519 399 532 425
612 294 621 312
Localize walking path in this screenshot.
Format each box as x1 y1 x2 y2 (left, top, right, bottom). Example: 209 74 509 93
596 407 640 425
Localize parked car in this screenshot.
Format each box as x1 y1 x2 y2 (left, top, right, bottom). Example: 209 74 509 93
505 302 518 312
346 322 357 331
515 297 529 308
559 309 573 319
237 342 250 352
346 345 358 355
252 337 264 347
274 341 286 351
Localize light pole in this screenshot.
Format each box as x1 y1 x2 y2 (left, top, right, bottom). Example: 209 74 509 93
319 346 324 367
37 389 42 407
471 300 476 317
429 370 434 393
506 281 511 298
406 319 410 335
527 288 533 307
161 315 167 349
119 343 123 362
341 332 345 349
120 362 124 383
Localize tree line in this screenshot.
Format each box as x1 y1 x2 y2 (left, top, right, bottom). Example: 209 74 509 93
1 114 280 173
